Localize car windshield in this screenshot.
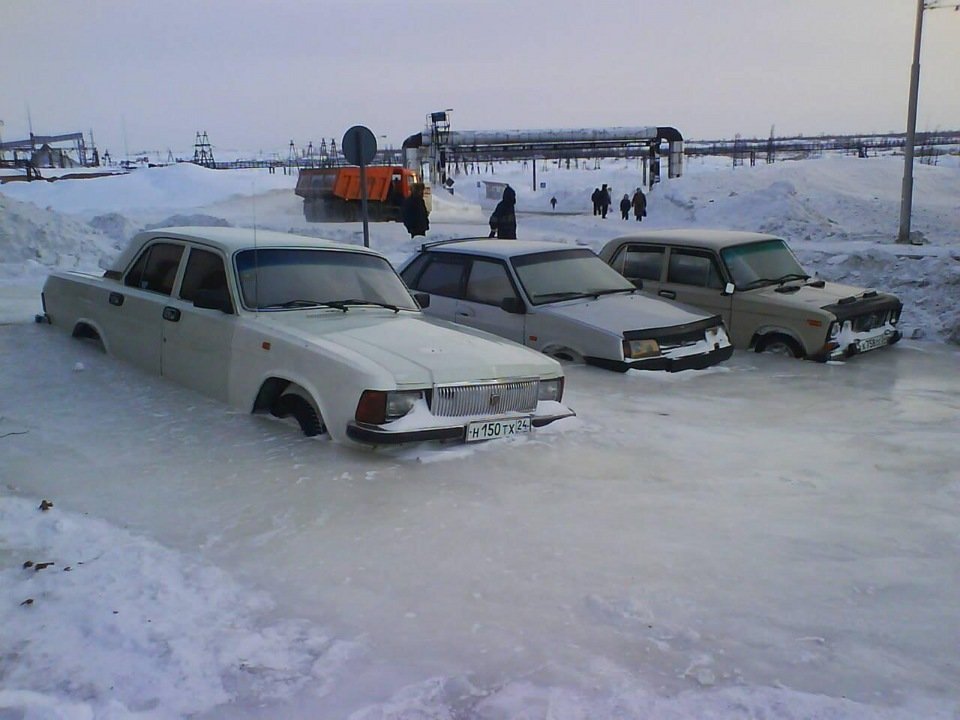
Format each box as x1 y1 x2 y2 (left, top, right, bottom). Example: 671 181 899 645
511 248 635 305
235 248 419 311
720 239 809 289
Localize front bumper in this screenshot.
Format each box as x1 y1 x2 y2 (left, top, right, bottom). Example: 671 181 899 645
586 342 734 373
810 329 902 362
345 406 576 445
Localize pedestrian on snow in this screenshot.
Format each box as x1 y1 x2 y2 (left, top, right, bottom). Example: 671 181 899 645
591 188 601 216
599 184 612 219
619 193 631 220
631 187 647 222
488 185 517 239
550 196 557 211
401 183 430 238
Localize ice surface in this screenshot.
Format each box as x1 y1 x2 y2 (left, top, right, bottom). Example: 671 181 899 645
1 155 959 718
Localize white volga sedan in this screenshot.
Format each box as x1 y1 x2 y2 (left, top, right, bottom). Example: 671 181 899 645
39 227 574 446
398 239 733 372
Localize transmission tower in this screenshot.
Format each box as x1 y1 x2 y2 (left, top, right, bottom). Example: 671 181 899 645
192 131 215 167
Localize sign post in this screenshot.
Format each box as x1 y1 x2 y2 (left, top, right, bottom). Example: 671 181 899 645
341 125 378 248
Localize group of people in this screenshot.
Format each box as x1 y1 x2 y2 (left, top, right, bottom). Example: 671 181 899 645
592 184 647 221
402 181 646 240
402 183 517 240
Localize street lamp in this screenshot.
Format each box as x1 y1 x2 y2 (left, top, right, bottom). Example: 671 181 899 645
898 0 957 244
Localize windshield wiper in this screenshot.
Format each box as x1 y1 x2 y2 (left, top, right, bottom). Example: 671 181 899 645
589 287 635 298
775 273 810 285
532 291 590 302
327 299 401 313
261 299 347 311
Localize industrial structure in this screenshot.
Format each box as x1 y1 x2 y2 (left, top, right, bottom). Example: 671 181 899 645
402 112 685 190
0 131 98 170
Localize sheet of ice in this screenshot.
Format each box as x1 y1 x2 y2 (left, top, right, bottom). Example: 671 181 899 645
1 153 960 718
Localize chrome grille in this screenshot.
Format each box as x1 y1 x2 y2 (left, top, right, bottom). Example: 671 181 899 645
431 379 539 417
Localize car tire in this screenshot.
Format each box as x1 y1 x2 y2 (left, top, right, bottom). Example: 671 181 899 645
271 388 325 437
756 334 803 358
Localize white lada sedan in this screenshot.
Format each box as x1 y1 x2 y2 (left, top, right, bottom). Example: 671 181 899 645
399 239 733 372
39 227 574 446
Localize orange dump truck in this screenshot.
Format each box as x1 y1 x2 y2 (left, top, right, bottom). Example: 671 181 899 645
295 166 430 222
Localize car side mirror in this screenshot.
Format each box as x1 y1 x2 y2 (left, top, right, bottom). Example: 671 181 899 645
722 282 735 296
414 292 431 309
194 288 234 314
630 278 644 290
500 297 527 314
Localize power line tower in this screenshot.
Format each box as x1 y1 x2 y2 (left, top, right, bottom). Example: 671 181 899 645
766 125 776 164
192 131 215 167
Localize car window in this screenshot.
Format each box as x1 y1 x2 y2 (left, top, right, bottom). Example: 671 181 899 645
399 253 430 288
512 248 634 305
667 250 724 289
234 248 419 311
179 248 232 311
124 242 184 296
410 255 468 299
619 245 664 282
464 259 518 306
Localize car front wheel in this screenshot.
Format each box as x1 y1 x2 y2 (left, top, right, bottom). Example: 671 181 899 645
271 387 326 437
756 334 803 358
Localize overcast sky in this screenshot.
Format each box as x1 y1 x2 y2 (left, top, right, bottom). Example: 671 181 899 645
2 0 958 159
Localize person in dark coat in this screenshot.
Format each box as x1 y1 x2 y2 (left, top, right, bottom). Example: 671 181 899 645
591 188 601 216
599 183 612 219
619 193 631 220
401 183 430 238
631 187 647 222
488 185 517 239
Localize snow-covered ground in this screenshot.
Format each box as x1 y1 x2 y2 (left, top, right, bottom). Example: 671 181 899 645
1 154 959 719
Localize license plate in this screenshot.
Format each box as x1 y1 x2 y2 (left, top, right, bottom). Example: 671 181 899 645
465 416 532 442
858 334 889 352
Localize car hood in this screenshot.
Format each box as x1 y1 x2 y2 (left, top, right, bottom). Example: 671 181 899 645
261 309 560 386
536 292 713 333
749 280 890 310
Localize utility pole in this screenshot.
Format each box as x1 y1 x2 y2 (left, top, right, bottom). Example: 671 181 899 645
898 0 957 244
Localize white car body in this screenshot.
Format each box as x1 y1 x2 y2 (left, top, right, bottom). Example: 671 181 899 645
39 227 573 445
399 239 733 372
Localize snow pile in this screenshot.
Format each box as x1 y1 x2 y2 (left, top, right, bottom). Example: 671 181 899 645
0 495 360 718
0 194 119 277
0 162 295 215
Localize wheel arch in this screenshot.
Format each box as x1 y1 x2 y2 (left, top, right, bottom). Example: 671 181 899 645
71 319 110 353
749 326 807 355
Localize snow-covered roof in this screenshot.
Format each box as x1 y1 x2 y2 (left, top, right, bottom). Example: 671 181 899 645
607 228 782 251
110 226 380 272
423 237 577 259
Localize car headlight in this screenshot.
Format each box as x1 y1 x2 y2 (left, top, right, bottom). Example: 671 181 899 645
355 389 422 424
828 321 840 340
538 377 564 402
623 338 660 359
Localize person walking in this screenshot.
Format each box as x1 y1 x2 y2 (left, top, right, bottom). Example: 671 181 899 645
488 185 518 239
591 188 601 216
401 183 430 238
631 187 647 222
550 196 557 211
599 184 612 219
619 193 631 220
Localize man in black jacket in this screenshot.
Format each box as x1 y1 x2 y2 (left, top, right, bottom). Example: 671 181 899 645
401 183 430 238
489 185 517 239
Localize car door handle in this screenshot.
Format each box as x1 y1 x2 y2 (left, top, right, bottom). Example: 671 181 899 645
108 291 125 307
658 290 676 299
162 306 181 322
456 309 475 318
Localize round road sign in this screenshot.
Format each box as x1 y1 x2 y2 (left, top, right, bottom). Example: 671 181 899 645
341 125 378 166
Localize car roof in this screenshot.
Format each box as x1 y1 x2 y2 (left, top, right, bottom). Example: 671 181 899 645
421 237 588 259
111 226 382 272
604 229 783 252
